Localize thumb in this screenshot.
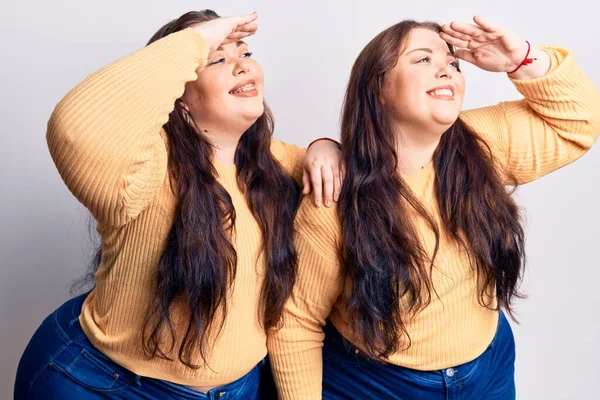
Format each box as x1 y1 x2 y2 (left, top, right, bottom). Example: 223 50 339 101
302 170 311 194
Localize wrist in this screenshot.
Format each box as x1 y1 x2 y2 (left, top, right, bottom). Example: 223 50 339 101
507 41 535 74
308 137 341 148
508 46 551 80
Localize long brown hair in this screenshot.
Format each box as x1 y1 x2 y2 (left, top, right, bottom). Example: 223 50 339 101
338 20 525 359
80 10 300 369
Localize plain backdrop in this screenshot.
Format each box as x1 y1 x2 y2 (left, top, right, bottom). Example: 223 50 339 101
2 1 599 399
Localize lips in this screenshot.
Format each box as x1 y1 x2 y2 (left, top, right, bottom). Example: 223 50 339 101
229 80 256 95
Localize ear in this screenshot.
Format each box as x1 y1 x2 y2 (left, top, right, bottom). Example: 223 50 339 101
378 79 390 105
379 87 390 106
180 100 191 113
179 82 202 112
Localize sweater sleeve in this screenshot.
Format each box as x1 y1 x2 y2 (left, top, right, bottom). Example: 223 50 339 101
46 28 209 227
267 198 344 400
270 139 307 186
460 46 600 184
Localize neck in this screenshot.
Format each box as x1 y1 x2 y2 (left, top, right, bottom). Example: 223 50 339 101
393 123 444 176
193 122 246 166
212 139 238 166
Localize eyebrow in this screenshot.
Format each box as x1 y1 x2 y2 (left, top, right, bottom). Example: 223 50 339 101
216 41 248 51
405 47 454 57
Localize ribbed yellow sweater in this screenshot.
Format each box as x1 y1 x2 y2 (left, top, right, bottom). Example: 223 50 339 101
46 28 305 386
268 47 600 399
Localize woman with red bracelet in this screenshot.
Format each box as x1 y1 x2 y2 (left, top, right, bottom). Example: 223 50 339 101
14 10 341 399
269 15 600 399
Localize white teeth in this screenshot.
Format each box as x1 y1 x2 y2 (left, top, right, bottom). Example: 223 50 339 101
428 89 454 97
230 84 256 94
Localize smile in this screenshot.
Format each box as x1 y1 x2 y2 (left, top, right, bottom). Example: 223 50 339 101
229 83 257 95
426 85 455 100
427 88 454 97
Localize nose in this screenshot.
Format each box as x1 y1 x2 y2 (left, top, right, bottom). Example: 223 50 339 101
435 63 454 79
234 59 250 76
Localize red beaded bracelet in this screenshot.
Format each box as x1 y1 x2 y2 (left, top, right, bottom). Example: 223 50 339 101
508 41 537 74
308 137 341 148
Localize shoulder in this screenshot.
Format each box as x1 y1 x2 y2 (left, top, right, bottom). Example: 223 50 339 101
295 195 341 261
270 139 306 173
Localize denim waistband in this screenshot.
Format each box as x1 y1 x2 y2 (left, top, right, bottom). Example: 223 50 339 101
323 310 509 381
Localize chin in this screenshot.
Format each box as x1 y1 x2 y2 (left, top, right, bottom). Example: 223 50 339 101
244 104 265 121
434 112 460 126
429 117 458 137
227 94 263 125
240 110 264 130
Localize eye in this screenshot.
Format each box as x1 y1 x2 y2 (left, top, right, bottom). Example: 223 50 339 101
240 52 253 58
450 60 460 69
416 56 431 63
209 57 226 66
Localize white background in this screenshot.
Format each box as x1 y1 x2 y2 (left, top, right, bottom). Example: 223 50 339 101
2 1 599 398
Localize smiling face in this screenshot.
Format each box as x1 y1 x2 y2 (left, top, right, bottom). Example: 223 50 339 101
381 27 466 138
181 40 265 135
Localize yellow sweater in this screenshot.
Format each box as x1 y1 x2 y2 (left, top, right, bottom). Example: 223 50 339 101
268 47 600 399
46 28 305 386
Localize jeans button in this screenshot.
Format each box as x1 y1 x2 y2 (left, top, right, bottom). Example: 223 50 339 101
446 368 456 377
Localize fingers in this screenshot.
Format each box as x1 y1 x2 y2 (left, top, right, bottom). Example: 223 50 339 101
441 24 474 45
223 23 258 43
453 49 477 65
309 164 323 207
224 30 257 42
332 164 341 202
321 166 335 207
448 21 488 38
195 13 259 50
339 163 346 194
219 13 258 44
302 170 311 195
235 12 258 26
306 163 342 206
472 15 498 33
439 31 470 49
234 22 258 33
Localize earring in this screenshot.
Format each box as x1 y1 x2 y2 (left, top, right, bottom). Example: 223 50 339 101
183 111 192 125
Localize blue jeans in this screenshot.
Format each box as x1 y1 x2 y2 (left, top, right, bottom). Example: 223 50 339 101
14 293 276 399
322 312 516 399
